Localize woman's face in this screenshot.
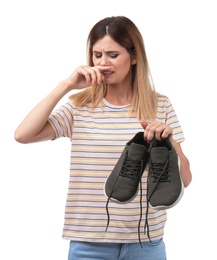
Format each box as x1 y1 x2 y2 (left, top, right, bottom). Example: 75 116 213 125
92 35 136 85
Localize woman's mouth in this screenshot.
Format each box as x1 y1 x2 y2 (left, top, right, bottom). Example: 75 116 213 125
102 71 113 76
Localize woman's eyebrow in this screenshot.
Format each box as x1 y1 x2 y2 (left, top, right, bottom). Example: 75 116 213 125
93 50 119 54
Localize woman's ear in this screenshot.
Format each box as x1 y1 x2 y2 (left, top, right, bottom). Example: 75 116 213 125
131 58 137 65
131 51 137 65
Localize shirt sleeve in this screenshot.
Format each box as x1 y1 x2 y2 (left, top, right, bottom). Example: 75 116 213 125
48 101 74 140
157 96 185 143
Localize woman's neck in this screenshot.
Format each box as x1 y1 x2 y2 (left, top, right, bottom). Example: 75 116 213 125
104 84 133 106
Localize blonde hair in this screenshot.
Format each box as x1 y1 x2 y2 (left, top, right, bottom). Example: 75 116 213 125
70 16 161 121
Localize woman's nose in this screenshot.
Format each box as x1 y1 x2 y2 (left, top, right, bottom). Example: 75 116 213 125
100 55 110 66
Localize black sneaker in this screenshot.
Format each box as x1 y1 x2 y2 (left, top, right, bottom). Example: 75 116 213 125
104 132 150 245
104 132 150 204
147 137 184 210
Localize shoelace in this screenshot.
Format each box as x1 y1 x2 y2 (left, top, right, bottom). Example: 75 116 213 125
144 159 170 246
105 155 144 245
148 160 170 199
120 157 142 179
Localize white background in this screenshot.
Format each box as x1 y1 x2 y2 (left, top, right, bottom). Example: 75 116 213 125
0 0 216 259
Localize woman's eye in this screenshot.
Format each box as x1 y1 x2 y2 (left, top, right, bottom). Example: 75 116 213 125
110 54 118 58
93 53 118 59
95 54 102 58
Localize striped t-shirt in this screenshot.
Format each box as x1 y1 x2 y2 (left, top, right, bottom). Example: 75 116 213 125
48 96 184 243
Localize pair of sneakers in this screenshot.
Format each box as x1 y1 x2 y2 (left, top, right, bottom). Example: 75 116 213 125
104 131 184 209
104 132 184 243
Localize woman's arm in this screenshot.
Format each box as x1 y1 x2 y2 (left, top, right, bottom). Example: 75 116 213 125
14 65 110 144
171 140 192 187
14 81 71 143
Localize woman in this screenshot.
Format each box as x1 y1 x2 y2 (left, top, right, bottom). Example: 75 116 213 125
15 16 192 260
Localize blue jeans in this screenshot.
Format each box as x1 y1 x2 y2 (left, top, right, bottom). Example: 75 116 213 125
68 239 166 260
